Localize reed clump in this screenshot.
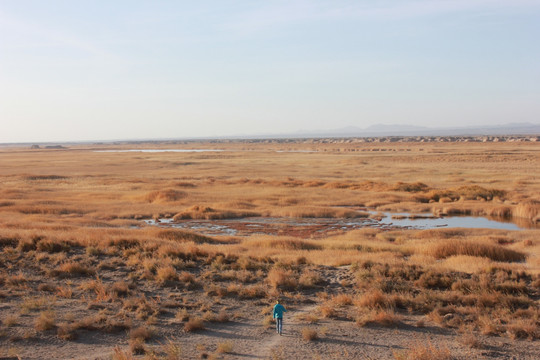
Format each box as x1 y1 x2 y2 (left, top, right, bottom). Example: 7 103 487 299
426 240 526 263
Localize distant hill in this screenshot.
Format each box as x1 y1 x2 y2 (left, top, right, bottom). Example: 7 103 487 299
287 122 540 138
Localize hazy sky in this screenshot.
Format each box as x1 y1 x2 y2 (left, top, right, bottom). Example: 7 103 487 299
1 1 539 142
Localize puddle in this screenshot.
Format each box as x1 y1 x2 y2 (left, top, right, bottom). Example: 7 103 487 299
144 209 537 237
373 212 529 231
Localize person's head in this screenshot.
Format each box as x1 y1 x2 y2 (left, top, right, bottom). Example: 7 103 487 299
276 299 280 304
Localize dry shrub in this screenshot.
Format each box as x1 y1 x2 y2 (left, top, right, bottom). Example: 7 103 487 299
184 318 205 332
129 326 153 341
239 285 267 299
356 309 401 327
478 315 500 335
415 271 453 290
275 206 361 218
24 174 67 181
513 201 540 221
113 346 134 360
144 189 186 203
215 310 230 323
267 268 298 290
173 205 259 220
80 278 109 301
50 262 95 278
356 289 393 309
299 270 325 288
319 303 338 319
163 339 182 359
3 315 18 327
35 310 56 331
110 281 130 297
267 239 321 250
6 273 27 287
216 341 233 353
56 286 73 299
296 313 320 324
426 240 525 263
38 282 56 292
506 319 539 340
175 308 189 322
156 229 218 245
332 293 353 306
301 327 318 341
262 315 274 328
392 182 429 192
393 340 453 360
130 337 146 355
428 185 504 202
460 331 483 349
37 240 70 253
179 271 195 284
57 323 78 340
156 265 178 284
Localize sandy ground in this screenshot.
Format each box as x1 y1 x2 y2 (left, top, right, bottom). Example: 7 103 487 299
3 301 539 360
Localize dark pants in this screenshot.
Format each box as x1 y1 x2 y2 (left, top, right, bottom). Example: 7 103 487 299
276 317 283 334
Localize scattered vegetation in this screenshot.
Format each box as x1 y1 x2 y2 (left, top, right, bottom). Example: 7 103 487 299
1 140 539 359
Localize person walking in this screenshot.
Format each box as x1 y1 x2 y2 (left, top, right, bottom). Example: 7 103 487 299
273 299 287 335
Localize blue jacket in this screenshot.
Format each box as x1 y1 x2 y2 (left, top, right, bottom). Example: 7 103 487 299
273 303 287 319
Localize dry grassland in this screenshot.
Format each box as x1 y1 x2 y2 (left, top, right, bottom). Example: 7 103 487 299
0 141 539 359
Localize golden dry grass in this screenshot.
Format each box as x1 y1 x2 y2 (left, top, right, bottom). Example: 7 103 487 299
0 140 539 356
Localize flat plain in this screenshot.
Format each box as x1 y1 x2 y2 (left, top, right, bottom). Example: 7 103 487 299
0 139 539 359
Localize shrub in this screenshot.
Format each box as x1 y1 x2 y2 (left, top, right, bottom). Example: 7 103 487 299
130 337 146 355
110 281 130 297
6 273 27 287
35 311 56 331
301 327 318 341
356 289 393 309
175 308 189 322
333 293 353 306
415 271 453 290
184 318 205 332
506 319 539 340
156 229 217 245
215 310 230 323
50 262 95 278
3 315 18 327
57 323 78 340
216 341 233 353
460 331 483 349
299 270 325 288
393 340 453 360
156 265 178 284
262 315 274 328
129 326 152 341
38 282 56 292
319 303 338 319
427 240 525 263
267 268 297 290
112 347 134 360
267 239 321 250
357 310 401 327
392 182 429 192
144 189 186 203
37 240 70 253
512 201 540 221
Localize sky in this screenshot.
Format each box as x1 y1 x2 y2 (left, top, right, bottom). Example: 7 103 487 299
1 0 539 143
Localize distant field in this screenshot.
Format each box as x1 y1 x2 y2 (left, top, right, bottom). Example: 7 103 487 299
0 140 539 359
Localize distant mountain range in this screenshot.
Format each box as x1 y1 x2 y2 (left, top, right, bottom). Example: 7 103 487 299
285 122 540 138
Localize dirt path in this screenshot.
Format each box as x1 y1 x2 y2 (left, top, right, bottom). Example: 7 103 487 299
250 304 318 360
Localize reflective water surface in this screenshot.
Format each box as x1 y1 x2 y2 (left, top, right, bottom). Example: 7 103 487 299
144 210 537 237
